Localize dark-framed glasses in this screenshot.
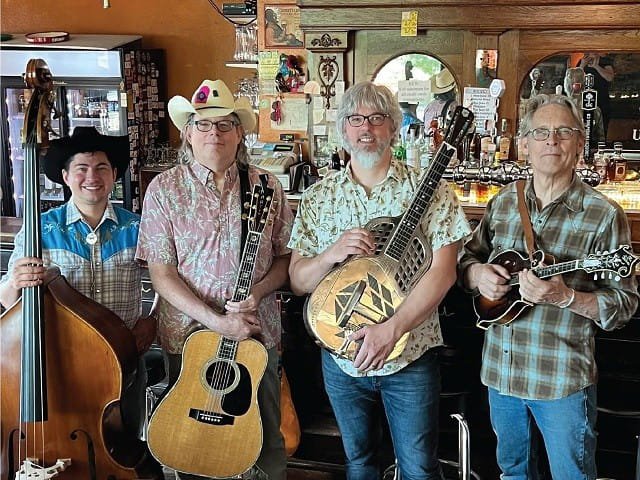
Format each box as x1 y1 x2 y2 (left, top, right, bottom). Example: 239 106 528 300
346 113 389 127
193 119 238 133
526 127 581 141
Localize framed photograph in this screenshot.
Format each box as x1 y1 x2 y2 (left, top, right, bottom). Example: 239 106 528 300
264 5 304 48
475 49 498 88
313 134 330 159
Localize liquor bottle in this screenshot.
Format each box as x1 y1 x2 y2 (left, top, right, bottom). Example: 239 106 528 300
394 134 406 162
480 119 493 164
497 118 512 161
405 127 419 168
330 147 341 170
607 142 627 183
593 142 608 183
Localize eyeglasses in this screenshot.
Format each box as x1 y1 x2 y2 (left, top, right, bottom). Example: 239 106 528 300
192 119 238 133
526 127 581 141
346 113 389 127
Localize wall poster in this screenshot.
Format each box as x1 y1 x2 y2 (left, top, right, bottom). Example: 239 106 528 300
264 5 304 48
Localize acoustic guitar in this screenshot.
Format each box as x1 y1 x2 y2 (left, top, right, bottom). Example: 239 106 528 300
304 106 474 362
147 177 274 478
473 245 638 329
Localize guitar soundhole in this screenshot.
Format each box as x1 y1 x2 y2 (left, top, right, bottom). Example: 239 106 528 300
205 360 239 394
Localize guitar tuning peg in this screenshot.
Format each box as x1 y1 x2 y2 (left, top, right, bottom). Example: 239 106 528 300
609 272 613 279
244 201 250 208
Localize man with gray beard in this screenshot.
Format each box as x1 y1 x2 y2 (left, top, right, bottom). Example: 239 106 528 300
287 81 470 480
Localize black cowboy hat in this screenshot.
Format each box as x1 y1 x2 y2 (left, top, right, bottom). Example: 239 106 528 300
43 127 130 184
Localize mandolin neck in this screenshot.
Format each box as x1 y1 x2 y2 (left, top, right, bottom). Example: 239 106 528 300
508 259 582 286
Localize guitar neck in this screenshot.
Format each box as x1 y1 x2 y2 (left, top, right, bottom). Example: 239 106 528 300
231 232 262 302
384 142 456 261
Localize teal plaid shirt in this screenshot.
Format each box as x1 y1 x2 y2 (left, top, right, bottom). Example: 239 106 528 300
460 176 639 400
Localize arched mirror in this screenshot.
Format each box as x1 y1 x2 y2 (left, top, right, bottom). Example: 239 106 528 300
519 52 640 147
372 53 459 130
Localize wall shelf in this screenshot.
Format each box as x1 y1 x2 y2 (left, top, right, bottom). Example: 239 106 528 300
225 61 258 69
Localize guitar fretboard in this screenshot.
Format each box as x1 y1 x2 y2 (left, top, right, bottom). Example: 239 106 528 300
385 143 456 261
217 231 262 361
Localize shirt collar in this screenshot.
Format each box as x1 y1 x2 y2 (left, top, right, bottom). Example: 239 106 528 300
65 200 118 228
340 158 402 187
191 160 239 188
525 174 585 213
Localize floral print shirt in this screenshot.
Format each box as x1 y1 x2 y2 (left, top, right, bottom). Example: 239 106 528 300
288 160 471 376
136 162 293 354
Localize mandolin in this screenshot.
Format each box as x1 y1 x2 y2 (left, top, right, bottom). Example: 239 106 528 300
304 106 474 363
473 245 639 329
146 176 274 478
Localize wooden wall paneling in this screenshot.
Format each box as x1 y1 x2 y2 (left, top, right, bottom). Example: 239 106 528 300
299 5 640 32
497 30 521 133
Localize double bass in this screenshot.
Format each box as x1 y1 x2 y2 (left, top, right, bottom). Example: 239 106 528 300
0 60 152 479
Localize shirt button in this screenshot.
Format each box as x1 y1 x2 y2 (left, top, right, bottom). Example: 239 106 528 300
95 262 101 266
95 289 101 294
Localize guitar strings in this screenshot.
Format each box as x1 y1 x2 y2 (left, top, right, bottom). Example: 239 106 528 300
205 235 260 417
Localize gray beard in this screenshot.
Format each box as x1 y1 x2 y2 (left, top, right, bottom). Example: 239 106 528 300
355 149 385 169
346 140 388 169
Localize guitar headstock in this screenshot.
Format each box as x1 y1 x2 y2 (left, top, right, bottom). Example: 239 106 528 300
443 106 475 146
245 182 275 234
582 245 639 279
21 58 55 148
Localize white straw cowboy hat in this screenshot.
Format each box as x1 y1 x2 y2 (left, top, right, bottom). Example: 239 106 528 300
168 79 256 132
430 69 456 94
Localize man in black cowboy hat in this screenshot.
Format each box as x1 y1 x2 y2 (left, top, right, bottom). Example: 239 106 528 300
0 126 157 446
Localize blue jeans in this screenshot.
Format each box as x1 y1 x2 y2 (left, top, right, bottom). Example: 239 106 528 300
322 349 444 480
488 386 597 480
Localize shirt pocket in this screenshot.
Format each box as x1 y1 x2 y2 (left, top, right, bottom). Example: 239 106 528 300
53 263 84 290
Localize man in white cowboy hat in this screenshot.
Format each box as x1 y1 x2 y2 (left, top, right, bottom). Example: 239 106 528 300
422 68 458 128
0 126 159 469
136 79 292 479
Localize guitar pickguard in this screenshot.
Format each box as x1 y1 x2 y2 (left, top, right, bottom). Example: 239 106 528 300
202 360 253 417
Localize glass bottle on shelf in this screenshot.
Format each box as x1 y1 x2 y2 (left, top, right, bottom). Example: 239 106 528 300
497 118 512 161
607 142 627 183
593 142 608 183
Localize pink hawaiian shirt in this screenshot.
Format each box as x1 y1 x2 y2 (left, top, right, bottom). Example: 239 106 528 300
136 161 293 353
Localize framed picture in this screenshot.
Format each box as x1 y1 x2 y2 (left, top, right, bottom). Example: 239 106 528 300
264 5 304 48
475 49 498 88
313 134 330 159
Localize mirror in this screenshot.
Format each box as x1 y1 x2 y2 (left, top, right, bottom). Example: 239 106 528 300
372 53 459 131
519 52 640 147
